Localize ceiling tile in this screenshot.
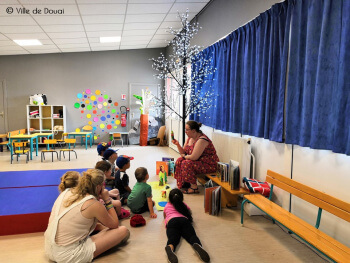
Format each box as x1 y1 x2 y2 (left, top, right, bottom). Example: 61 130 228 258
124 22 159 30
87 37 99 43
20 0 76 4
24 44 58 50
120 40 149 45
164 12 196 22
60 47 90 52
34 15 82 25
127 3 172 14
90 42 119 47
29 49 60 54
129 0 174 3
91 47 119 52
82 15 125 24
41 25 85 32
86 30 121 37
23 5 79 15
169 2 207 13
0 50 30 55
77 0 127 3
79 4 126 15
147 43 168 48
0 45 25 51
152 34 174 41
84 24 123 32
149 39 170 45
0 5 23 16
0 25 43 34
122 29 156 36
57 43 90 48
120 45 147 50
47 31 87 38
121 35 151 41
159 21 182 29
5 32 49 40
0 1 21 4
0 16 38 26
124 14 166 23
0 40 16 46
53 38 88 44
175 0 209 2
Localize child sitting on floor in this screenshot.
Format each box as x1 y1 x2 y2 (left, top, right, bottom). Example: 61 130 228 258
58 171 80 192
102 148 119 189
97 141 111 158
115 155 133 205
95 160 130 219
164 188 210 263
127 167 157 218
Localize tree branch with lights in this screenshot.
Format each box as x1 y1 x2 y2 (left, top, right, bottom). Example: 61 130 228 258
150 10 216 144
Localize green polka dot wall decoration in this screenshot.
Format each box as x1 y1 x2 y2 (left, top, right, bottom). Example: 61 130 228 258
74 89 125 138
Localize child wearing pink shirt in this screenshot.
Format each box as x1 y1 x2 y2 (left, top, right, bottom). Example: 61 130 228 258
164 189 210 263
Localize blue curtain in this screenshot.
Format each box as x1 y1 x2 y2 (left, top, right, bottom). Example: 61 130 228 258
285 0 350 155
192 1 291 142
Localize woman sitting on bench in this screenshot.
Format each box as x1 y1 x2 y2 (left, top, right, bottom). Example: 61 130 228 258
172 121 219 194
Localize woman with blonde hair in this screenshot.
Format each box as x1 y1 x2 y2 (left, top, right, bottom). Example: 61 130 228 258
58 171 80 192
45 169 130 263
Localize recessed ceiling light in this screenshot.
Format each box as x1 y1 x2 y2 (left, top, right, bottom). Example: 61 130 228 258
13 39 42 46
100 36 121 43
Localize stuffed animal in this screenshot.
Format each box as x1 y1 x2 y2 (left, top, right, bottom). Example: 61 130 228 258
29 94 47 105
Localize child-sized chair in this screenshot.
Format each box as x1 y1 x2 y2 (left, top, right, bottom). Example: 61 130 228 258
41 139 59 162
60 138 77 161
11 141 29 164
82 125 94 146
112 133 123 147
57 132 68 148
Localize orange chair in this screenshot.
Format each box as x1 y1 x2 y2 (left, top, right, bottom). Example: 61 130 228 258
112 133 123 147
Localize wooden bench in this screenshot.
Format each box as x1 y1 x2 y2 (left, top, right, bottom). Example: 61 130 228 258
0 129 26 152
241 170 350 263
197 173 250 207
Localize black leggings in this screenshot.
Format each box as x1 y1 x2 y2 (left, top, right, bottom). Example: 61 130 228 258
166 217 201 251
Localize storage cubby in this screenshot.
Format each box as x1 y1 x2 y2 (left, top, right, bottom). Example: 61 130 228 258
27 105 66 142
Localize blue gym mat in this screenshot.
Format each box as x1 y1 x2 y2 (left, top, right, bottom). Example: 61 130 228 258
0 168 88 189
0 186 59 216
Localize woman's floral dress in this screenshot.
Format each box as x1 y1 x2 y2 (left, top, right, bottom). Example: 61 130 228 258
174 134 219 189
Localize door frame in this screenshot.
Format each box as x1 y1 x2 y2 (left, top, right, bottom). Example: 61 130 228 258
0 80 8 134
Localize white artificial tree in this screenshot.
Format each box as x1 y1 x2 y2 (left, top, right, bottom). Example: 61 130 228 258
150 10 216 144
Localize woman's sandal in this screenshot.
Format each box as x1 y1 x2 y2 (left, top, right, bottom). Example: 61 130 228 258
182 187 200 194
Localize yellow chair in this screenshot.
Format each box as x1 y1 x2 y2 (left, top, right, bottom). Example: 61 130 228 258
57 132 68 148
11 141 29 164
80 125 94 146
60 138 77 161
112 133 123 147
41 139 59 162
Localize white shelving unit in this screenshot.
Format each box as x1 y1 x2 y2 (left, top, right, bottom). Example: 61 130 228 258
27 105 66 142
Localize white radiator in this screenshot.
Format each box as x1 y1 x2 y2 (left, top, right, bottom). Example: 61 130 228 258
211 130 255 184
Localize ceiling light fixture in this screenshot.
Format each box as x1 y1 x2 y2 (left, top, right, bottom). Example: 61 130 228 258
13 39 42 46
100 36 121 43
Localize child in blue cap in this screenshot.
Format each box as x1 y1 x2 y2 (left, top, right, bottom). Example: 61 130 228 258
115 155 134 205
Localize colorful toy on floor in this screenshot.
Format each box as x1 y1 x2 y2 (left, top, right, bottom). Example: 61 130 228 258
158 165 167 186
